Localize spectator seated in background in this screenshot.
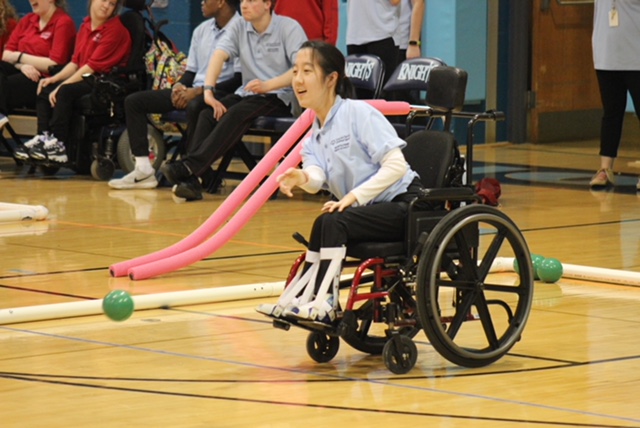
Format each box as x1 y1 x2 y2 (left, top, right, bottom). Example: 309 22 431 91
15 0 132 164
108 0 242 190
274 0 338 45
160 0 307 202
0 0 75 130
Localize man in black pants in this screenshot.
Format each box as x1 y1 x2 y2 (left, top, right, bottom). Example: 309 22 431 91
108 0 241 190
160 0 307 201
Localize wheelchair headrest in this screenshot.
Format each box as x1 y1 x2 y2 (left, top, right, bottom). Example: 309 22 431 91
425 66 468 113
345 54 385 98
123 0 147 11
383 57 446 93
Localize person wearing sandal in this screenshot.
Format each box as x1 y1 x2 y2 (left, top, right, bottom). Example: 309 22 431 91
590 0 640 190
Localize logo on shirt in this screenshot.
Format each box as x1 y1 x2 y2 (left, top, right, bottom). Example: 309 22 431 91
40 31 52 40
397 63 434 82
265 42 281 53
345 60 374 81
330 135 350 152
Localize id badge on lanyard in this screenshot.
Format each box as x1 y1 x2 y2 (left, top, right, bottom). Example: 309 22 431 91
609 0 619 27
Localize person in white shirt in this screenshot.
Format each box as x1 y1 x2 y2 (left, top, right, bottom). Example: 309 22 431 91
109 0 242 190
589 0 640 190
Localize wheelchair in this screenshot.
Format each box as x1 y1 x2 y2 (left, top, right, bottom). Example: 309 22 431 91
263 67 535 374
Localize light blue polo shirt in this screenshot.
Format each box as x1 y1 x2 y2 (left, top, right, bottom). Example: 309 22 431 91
592 0 640 70
216 13 307 105
301 97 418 204
187 14 242 87
346 0 400 46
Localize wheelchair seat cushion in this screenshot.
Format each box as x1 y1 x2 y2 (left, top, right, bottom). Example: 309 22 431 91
346 240 405 260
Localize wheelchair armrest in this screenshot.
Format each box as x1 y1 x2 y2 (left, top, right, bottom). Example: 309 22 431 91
417 186 481 203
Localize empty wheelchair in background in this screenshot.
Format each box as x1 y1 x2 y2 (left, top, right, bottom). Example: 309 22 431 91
266 66 534 374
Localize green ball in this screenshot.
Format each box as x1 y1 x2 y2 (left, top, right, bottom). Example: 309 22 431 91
537 258 563 283
531 254 545 280
102 290 134 321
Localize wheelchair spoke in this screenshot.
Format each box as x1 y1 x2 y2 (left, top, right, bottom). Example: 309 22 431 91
453 230 478 282
474 292 500 348
446 289 476 339
477 227 507 279
483 282 528 295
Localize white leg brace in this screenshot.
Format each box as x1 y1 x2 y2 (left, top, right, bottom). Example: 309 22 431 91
287 246 346 321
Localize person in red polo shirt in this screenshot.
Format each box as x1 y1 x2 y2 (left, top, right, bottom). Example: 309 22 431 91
0 0 75 129
274 0 338 45
15 0 132 164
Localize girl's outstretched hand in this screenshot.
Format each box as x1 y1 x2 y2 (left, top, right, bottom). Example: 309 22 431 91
277 167 306 197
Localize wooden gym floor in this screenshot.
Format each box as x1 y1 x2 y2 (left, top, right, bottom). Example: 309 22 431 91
0 136 639 427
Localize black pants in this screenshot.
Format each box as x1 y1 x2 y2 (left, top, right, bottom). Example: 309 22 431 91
596 70 640 158
124 75 242 157
347 37 399 87
0 61 39 114
183 93 291 177
307 178 422 251
124 89 206 157
36 80 93 144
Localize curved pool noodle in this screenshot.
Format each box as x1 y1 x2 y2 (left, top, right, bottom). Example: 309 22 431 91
366 100 410 116
128 141 305 280
109 109 316 277
116 100 411 280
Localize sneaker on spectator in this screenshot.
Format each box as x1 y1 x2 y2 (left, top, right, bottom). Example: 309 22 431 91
31 135 67 163
0 113 8 129
14 134 45 161
108 169 159 189
160 161 191 185
29 133 58 160
589 168 614 187
172 175 203 201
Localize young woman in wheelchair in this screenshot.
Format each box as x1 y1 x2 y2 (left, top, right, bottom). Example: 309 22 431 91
14 0 132 164
257 40 422 325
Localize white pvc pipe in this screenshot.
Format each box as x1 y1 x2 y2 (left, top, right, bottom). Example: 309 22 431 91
0 203 48 222
491 257 640 287
0 281 283 325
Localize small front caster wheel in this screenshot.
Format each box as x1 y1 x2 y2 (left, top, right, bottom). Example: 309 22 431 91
306 331 339 363
383 335 418 374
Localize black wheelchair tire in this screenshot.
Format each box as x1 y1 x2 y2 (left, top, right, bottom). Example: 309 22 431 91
117 125 166 173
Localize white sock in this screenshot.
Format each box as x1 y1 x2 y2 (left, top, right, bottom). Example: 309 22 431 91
135 157 154 175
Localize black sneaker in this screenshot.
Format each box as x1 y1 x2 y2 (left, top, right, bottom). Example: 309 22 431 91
173 175 203 201
160 161 191 185
14 134 45 160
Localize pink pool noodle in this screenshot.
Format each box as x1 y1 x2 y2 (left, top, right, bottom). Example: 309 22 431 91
109 109 316 277
118 100 411 280
128 142 305 280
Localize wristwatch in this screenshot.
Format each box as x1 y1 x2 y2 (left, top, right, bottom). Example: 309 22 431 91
409 40 421 47
203 85 215 93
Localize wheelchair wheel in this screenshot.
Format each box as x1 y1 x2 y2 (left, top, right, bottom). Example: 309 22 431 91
306 331 339 363
416 204 534 368
382 335 418 374
117 125 165 173
90 158 115 181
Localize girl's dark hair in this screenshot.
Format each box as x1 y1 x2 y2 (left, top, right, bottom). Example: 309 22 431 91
300 40 355 99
